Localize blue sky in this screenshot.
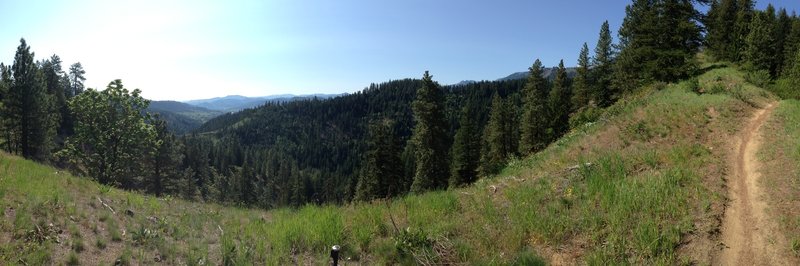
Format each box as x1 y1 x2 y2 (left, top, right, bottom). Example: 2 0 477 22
1 0 799 100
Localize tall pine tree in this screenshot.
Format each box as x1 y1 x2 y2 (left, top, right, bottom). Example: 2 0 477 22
774 8 792 76
519 59 549 154
355 119 403 201
593 21 615 107
613 0 702 92
449 100 481 188
480 92 511 176
548 60 572 138
782 19 800 77
733 0 755 62
410 71 450 193
148 117 186 197
572 43 592 109
0 64 9 152
4 39 55 160
41 55 71 138
785 48 800 82
745 9 777 74
68 62 86 97
706 0 739 61
503 93 520 157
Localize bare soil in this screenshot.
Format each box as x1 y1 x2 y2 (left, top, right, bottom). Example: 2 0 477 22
716 103 796 265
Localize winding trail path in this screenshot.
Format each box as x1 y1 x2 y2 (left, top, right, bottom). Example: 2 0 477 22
717 103 791 265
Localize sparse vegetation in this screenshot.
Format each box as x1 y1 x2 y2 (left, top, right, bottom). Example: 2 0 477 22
71 237 85 253
66 252 80 266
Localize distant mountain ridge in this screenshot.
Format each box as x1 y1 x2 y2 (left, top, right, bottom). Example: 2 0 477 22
496 67 579 82
184 94 340 113
450 67 579 86
180 67 575 114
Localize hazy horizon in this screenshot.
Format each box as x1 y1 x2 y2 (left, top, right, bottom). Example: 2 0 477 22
2 0 799 101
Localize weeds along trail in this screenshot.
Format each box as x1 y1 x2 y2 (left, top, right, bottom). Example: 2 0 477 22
718 102 795 265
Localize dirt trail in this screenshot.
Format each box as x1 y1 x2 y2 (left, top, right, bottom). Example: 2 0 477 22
717 103 792 265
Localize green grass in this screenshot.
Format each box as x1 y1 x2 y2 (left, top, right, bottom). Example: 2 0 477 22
0 64 775 264
66 251 80 266
760 99 800 257
96 238 107 250
72 237 85 253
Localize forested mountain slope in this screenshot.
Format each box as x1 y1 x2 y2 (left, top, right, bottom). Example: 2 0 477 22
146 101 222 134
186 78 527 206
184 94 340 113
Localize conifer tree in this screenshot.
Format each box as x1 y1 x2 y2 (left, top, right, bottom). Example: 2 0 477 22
503 93 521 157
785 48 800 82
613 0 658 93
68 62 86 97
593 21 615 107
239 156 256 204
572 43 592 109
400 142 416 193
410 71 450 193
149 117 185 197
761 5 780 76
548 60 572 138
480 92 510 176
733 0 755 62
774 8 792 75
745 10 777 73
41 55 71 138
290 169 307 206
613 0 702 91
0 64 6 97
0 64 9 152
355 119 403 200
782 19 800 77
4 39 55 160
706 0 739 61
449 100 481 188
519 59 549 154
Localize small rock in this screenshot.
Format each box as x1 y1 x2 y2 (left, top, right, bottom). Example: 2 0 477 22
125 209 134 216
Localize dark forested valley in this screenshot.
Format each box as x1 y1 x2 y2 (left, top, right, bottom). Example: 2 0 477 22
182 78 529 207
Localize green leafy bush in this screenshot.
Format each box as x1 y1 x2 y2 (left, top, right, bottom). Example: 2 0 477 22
745 70 772 88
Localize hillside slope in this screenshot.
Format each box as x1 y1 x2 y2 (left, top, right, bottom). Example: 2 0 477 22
184 94 340 113
147 101 223 134
0 64 790 265
757 99 800 260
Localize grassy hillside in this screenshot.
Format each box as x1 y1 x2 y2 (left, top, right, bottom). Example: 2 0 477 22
0 64 778 265
760 99 800 255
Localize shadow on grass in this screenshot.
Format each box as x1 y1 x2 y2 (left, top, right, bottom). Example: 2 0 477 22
696 62 729 76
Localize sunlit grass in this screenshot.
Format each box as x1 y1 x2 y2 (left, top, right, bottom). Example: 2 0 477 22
760 99 800 257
